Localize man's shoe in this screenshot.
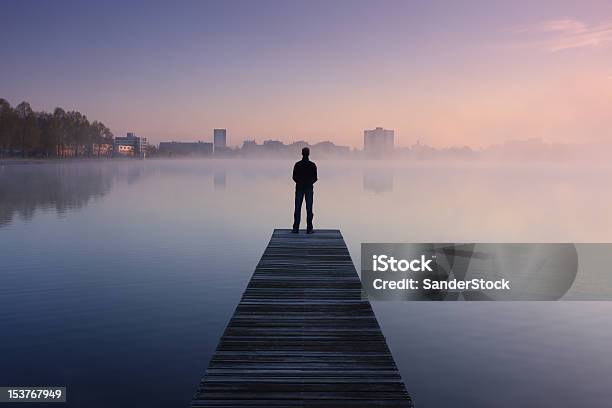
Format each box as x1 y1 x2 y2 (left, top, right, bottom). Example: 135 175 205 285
291 229 299 233
306 228 314 234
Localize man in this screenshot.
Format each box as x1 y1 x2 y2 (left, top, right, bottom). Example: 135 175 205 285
292 147 317 234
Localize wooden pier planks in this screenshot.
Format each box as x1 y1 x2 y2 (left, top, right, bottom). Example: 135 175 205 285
191 229 413 407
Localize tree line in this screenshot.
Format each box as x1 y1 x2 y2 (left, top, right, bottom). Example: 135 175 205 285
0 98 114 158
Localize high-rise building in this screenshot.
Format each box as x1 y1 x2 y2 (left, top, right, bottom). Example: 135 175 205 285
364 127 394 158
214 129 227 152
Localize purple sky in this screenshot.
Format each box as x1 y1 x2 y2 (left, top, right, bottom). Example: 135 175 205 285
1 0 611 147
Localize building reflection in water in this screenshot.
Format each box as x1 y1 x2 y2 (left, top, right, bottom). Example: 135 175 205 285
213 169 226 190
362 168 393 193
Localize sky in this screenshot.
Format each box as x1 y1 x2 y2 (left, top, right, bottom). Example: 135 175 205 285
1 0 611 148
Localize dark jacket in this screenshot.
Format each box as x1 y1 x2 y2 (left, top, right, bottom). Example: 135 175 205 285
292 158 317 191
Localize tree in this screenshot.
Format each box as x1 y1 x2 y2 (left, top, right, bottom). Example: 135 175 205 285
0 99 16 157
51 107 67 157
0 98 113 158
147 144 158 157
64 111 90 156
90 121 113 156
15 102 40 158
37 112 54 157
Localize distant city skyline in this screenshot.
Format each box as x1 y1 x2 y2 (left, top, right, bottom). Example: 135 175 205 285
2 1 612 148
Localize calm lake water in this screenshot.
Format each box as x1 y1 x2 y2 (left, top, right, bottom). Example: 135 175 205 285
1 159 611 407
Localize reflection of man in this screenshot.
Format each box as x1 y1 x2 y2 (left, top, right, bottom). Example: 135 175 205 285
292 147 317 234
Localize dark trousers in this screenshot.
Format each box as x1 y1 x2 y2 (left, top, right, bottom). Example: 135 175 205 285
293 189 313 230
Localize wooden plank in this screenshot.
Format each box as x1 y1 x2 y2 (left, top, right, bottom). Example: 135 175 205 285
191 229 413 407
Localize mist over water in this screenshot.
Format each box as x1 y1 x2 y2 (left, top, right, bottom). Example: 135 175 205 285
1 159 611 407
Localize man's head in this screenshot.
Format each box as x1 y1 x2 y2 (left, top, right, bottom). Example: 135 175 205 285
302 147 310 158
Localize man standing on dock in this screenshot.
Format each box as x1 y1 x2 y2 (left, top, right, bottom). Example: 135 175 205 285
292 147 317 234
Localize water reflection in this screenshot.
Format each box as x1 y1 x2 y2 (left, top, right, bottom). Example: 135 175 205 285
0 160 241 228
1 159 612 408
213 169 226 190
3 160 612 243
363 167 393 193
0 163 116 227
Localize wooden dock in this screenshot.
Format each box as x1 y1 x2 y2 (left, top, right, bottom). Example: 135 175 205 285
191 229 413 407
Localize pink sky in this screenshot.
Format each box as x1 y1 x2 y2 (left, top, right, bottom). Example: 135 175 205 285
2 1 612 148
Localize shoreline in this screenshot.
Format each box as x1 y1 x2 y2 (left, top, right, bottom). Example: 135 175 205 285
0 157 131 166
1 156 610 168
